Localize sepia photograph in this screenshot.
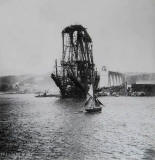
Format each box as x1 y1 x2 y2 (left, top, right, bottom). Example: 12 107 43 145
0 0 155 159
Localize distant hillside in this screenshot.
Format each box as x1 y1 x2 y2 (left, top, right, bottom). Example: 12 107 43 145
1 72 155 93
0 74 58 93
125 73 155 84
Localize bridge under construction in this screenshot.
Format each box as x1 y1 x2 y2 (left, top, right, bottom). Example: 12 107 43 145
108 71 125 87
99 69 127 95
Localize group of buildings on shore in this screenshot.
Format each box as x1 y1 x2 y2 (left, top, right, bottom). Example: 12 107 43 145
98 67 155 96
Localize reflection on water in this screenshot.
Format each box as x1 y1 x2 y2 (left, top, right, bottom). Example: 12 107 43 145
0 94 155 159
143 149 155 160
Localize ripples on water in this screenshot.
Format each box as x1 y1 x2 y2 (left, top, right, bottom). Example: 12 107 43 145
0 94 155 160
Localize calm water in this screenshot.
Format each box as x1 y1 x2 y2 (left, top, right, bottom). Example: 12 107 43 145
0 94 155 160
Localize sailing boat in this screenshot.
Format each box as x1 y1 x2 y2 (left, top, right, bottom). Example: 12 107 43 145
84 84 103 113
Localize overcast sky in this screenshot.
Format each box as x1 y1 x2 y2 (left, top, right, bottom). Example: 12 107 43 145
0 0 155 76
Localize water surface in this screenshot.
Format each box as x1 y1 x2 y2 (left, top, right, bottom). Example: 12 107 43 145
0 94 155 159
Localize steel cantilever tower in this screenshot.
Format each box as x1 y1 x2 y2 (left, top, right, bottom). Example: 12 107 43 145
51 25 100 98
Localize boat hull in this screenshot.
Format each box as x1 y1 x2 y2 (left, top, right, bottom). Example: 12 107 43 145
85 107 102 113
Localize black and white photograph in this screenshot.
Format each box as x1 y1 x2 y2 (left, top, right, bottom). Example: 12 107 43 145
0 0 155 159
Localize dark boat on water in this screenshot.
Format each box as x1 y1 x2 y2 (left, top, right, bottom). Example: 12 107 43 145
51 25 100 98
35 91 60 98
35 94 60 98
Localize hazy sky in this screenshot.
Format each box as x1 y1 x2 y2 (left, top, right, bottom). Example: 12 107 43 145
0 0 155 76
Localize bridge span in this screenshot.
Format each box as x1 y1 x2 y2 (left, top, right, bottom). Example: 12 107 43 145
108 71 125 87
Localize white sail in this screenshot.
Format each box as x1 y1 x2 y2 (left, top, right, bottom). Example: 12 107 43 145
88 84 93 97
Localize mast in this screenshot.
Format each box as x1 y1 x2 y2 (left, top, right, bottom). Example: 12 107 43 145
55 59 58 77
